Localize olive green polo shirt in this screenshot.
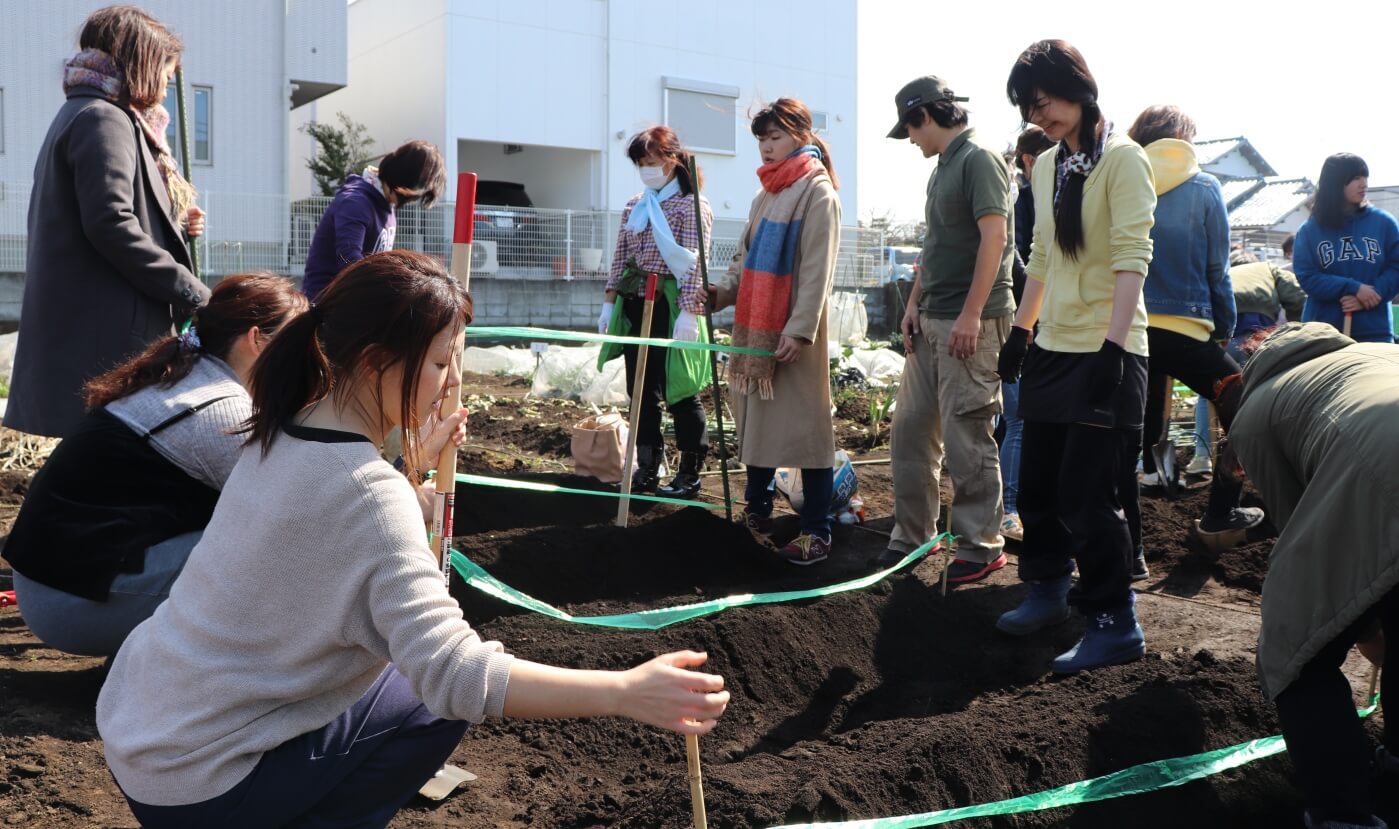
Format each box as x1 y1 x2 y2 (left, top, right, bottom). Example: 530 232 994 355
918 127 1016 319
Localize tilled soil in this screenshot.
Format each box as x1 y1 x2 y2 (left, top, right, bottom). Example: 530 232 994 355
0 377 1387 828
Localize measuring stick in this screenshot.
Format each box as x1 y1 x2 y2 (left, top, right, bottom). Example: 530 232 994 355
433 172 477 582
616 273 659 527
174 67 201 282
685 733 708 828
687 157 732 521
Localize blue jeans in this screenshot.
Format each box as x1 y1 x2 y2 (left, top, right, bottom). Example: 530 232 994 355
999 381 1023 515
13 530 201 656
123 667 469 829
746 465 834 538
1193 394 1212 460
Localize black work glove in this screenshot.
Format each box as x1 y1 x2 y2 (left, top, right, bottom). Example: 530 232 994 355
1087 339 1126 402
997 326 1032 383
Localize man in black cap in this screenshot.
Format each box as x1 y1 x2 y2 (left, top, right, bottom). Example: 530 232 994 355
877 76 1017 585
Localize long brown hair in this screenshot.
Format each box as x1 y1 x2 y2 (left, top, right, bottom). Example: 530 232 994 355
243 250 472 480
378 140 447 208
750 98 840 189
626 126 703 195
84 273 307 410
79 5 183 108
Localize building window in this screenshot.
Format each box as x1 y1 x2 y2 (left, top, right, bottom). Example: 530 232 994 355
811 111 828 133
662 77 738 156
162 84 212 165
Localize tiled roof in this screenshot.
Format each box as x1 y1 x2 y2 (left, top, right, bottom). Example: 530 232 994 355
1229 178 1313 229
1219 177 1265 209
1195 136 1279 178
1195 138 1244 166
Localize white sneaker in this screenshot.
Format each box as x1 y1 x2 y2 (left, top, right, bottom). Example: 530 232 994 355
1186 455 1213 475
1000 513 1024 541
1139 472 1162 487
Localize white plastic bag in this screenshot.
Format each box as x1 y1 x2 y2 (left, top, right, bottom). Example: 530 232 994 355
844 348 906 388
461 345 536 378
828 292 869 346
773 450 858 516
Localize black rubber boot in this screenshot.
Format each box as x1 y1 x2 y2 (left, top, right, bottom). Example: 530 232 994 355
657 451 705 500
631 445 660 493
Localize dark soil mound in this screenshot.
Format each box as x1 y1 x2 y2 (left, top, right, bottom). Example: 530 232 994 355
1137 483 1275 597
435 498 1323 829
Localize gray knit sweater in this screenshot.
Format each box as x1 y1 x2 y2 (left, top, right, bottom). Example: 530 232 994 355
96 427 515 806
104 355 248 489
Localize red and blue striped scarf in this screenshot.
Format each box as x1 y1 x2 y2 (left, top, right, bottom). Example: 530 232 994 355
730 149 825 398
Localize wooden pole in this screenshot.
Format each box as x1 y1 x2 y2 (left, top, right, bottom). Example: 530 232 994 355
1343 311 1354 338
433 173 477 583
687 157 732 521
1366 664 1380 701
616 273 659 527
174 67 201 283
685 733 708 829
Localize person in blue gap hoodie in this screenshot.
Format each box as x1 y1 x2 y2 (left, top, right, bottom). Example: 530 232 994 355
301 140 447 302
1295 153 1399 344
1126 105 1262 568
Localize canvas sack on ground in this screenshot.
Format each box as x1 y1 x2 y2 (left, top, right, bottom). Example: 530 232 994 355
571 413 632 483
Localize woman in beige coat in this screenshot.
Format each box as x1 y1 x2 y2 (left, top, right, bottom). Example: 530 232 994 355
713 98 841 565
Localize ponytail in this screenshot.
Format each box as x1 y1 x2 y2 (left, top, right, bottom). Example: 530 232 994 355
810 134 840 190
241 250 472 476
1053 102 1101 260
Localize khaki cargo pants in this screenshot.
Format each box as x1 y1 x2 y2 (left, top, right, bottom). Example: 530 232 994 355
889 314 1010 562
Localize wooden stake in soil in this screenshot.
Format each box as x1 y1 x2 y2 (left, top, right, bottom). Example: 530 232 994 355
688 156 733 521
941 505 953 597
1367 664 1380 701
432 172 477 582
616 273 660 527
685 733 708 829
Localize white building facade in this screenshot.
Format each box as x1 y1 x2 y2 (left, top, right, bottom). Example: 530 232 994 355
308 0 859 224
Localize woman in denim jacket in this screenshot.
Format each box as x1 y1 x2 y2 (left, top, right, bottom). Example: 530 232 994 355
1126 105 1261 559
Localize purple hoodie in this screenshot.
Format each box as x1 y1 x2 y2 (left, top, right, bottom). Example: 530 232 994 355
301 173 395 301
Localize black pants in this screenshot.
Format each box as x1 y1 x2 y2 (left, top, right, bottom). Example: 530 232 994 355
1017 421 1137 614
621 295 708 453
1134 328 1243 524
1274 587 1399 823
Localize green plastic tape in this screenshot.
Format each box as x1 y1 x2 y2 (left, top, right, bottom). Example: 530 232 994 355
449 534 949 631
454 472 726 510
768 697 1380 829
467 325 772 357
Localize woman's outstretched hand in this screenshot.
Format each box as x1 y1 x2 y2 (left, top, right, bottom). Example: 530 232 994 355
617 651 729 735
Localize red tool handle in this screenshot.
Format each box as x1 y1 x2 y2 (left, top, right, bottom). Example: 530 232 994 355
453 173 477 245
645 272 658 301
0 590 16 609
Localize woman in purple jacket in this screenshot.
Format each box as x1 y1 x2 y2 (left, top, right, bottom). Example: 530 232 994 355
301 140 446 301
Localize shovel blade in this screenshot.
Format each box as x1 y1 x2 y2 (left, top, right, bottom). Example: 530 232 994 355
1150 439 1179 496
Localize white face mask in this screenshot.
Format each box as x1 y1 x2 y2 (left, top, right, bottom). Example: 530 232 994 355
639 165 672 190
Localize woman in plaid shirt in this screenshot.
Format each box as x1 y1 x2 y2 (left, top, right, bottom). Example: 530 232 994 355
599 127 714 499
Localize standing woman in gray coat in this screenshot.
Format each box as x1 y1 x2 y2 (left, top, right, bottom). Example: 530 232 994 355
5 5 211 438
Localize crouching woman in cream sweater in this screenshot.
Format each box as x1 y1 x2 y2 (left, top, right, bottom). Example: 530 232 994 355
96 250 728 828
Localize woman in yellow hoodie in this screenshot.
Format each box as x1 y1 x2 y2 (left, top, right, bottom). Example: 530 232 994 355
1124 105 1262 563
995 40 1156 674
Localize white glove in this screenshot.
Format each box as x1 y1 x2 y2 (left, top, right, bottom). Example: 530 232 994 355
672 310 700 343
598 301 614 335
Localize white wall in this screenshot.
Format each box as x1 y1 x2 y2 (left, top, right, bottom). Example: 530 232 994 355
309 0 447 168
1203 147 1266 182
0 0 290 200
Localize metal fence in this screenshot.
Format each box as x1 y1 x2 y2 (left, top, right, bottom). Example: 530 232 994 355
0 182 886 288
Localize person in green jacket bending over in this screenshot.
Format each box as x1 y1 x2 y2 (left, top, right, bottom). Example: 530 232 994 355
597 126 713 498
1232 322 1397 829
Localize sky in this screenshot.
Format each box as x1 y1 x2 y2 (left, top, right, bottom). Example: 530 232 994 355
855 0 1397 225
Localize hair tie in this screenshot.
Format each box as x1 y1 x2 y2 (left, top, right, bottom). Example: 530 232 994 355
177 326 202 352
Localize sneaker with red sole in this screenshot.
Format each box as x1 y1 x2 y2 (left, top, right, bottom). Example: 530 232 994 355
944 552 1008 584
777 533 830 566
